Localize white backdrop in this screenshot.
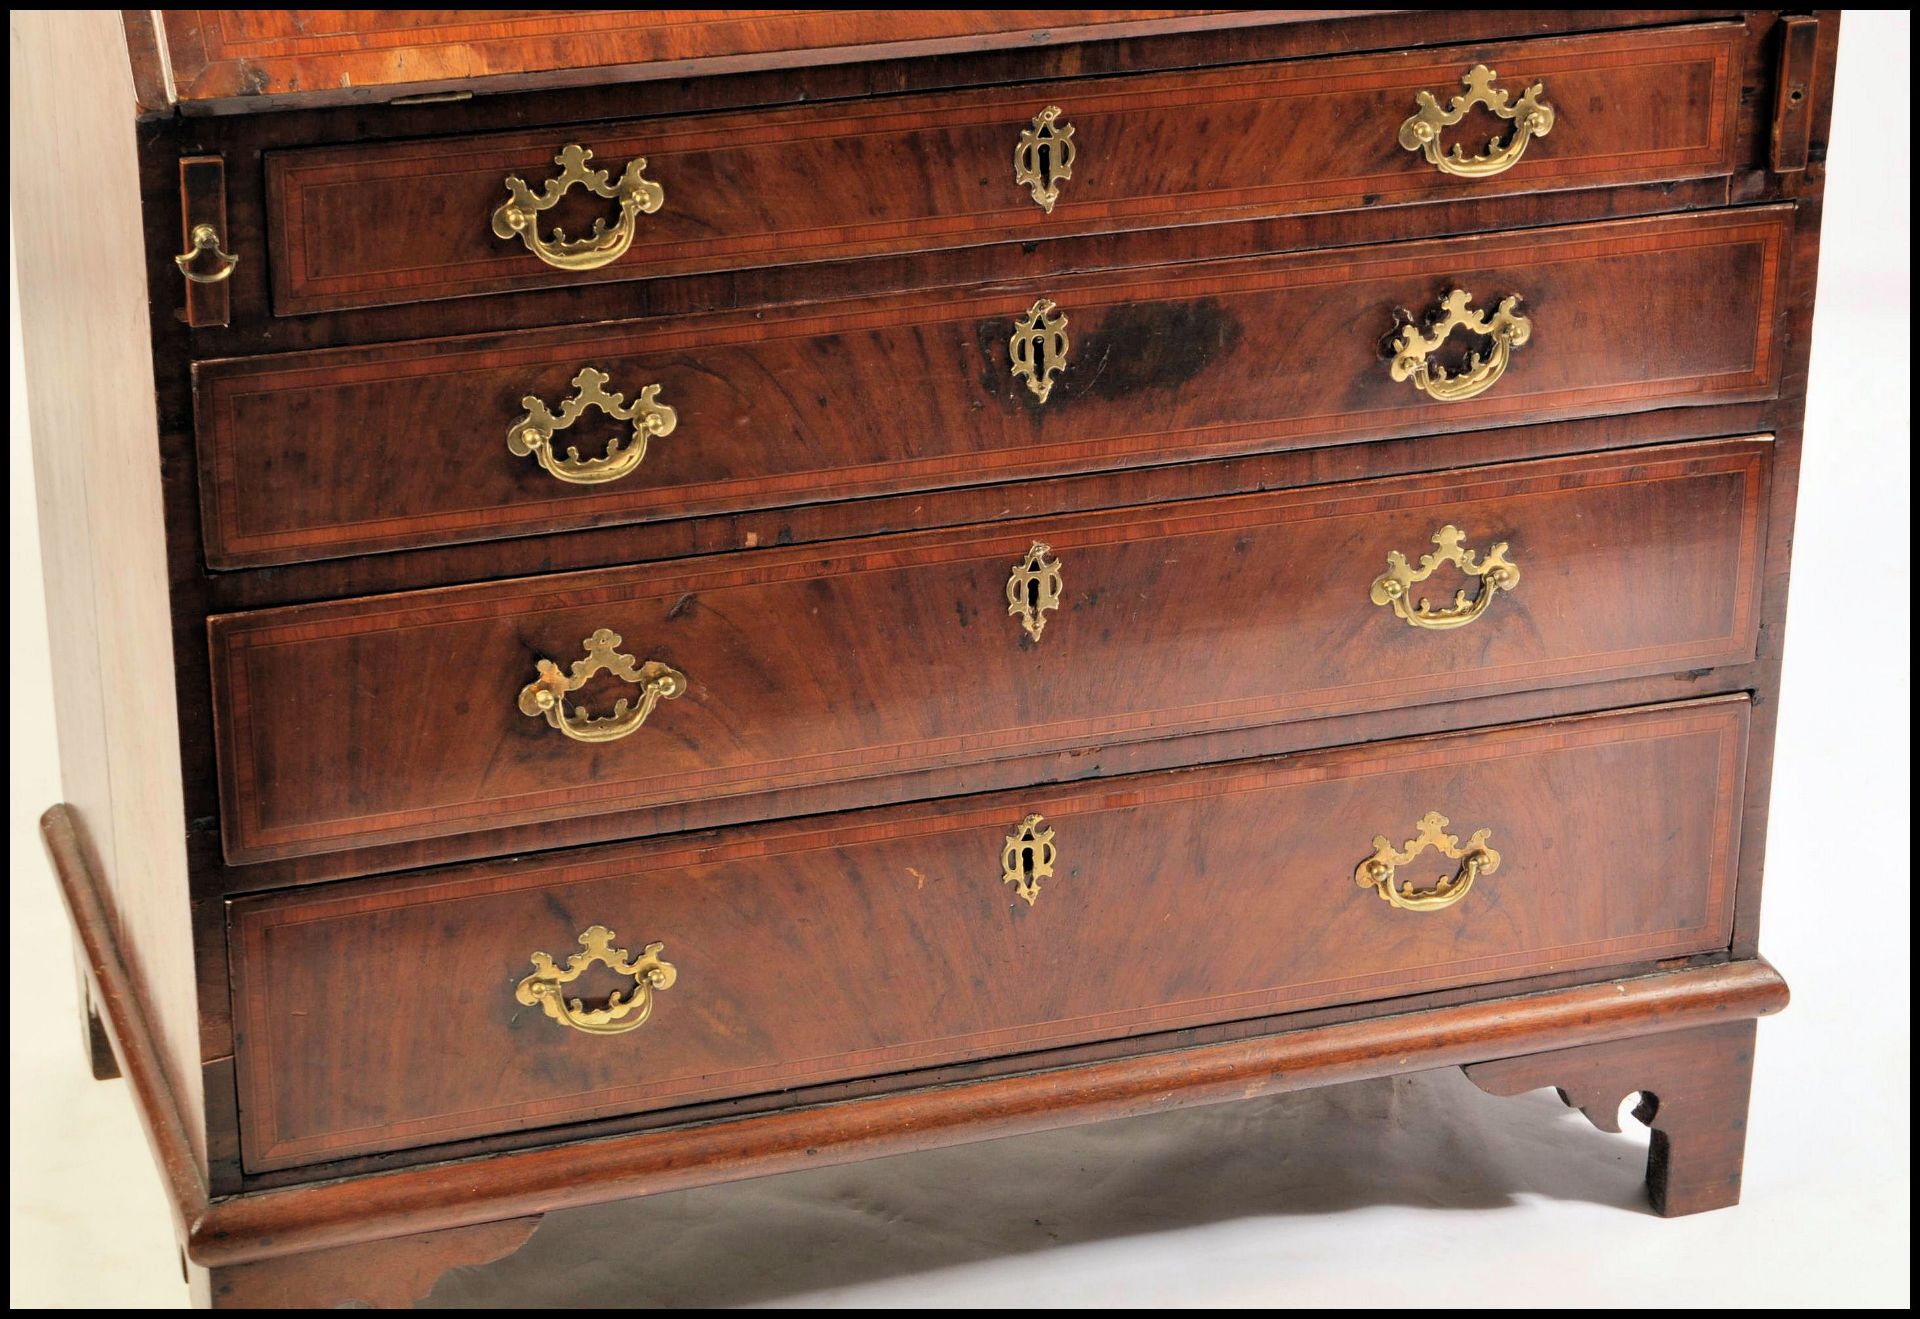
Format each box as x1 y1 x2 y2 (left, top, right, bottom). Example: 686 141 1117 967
10 12 1909 1308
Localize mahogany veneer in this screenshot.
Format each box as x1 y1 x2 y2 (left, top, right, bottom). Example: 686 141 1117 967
262 22 1745 314
17 8 1836 1308
149 10 1336 112
208 440 1770 865
230 699 1748 1171
198 209 1788 566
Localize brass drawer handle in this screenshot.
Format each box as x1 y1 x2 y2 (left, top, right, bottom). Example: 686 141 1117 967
1014 105 1076 213
491 144 664 272
1399 65 1554 180
518 629 686 743
516 925 677 1035
1388 289 1531 403
174 224 238 284
1370 525 1519 630
508 368 677 485
1356 811 1501 912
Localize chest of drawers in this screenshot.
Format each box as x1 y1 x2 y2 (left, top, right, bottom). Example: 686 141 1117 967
14 9 1834 1308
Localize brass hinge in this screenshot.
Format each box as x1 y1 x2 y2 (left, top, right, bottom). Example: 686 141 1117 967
388 88 475 106
1770 15 1821 173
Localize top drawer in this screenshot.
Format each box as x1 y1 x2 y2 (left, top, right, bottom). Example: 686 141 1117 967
264 22 1745 316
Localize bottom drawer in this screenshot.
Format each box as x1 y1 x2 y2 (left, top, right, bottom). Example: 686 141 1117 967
229 697 1747 1173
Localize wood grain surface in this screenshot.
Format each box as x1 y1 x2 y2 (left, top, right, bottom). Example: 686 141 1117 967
262 23 1745 314
197 405 1772 613
140 15 1769 358
47 795 1787 1261
1467 1018 1762 1216
150 10 1349 111
198 207 1789 566
10 8 207 1169
20 9 1839 1277
192 1217 541 1309
194 957 1789 1266
228 698 1748 1170
207 439 1769 865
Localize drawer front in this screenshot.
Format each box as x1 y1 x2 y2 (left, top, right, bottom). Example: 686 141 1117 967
228 698 1749 1171
208 439 1769 864
264 23 1745 316
199 207 1788 567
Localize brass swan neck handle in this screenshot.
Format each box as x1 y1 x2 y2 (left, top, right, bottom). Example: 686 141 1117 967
1399 64 1555 180
1388 289 1532 404
518 629 686 743
1356 811 1502 912
515 925 677 1035
1370 525 1520 631
491 144 664 272
508 368 677 485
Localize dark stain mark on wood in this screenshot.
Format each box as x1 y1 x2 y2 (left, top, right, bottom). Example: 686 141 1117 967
1075 298 1243 402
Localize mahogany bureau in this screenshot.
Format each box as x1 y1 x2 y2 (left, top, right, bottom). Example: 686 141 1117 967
14 9 1835 1307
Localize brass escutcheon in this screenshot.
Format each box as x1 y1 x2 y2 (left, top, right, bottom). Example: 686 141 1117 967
508 367 677 485
1399 64 1555 179
1010 298 1071 403
1007 541 1064 642
1013 105 1076 213
515 925 677 1035
1002 813 1058 907
1370 525 1520 630
491 144 664 272
518 629 686 743
1355 811 1501 912
1387 289 1531 403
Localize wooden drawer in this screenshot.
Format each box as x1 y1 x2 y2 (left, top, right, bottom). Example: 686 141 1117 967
263 23 1745 316
227 697 1749 1171
207 439 1769 865
197 208 1789 568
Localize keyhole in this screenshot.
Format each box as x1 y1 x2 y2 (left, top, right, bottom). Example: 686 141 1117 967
1021 846 1036 884
1037 143 1051 179
1026 577 1041 612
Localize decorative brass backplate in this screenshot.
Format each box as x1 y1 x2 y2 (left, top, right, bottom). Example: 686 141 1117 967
1387 289 1531 403
1007 541 1064 642
491 144 665 272
1002 814 1058 907
515 925 677 1035
508 367 677 485
1014 105 1076 213
174 224 238 284
1370 525 1520 630
518 628 687 743
1010 298 1070 403
1355 811 1501 913
1399 64 1555 179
